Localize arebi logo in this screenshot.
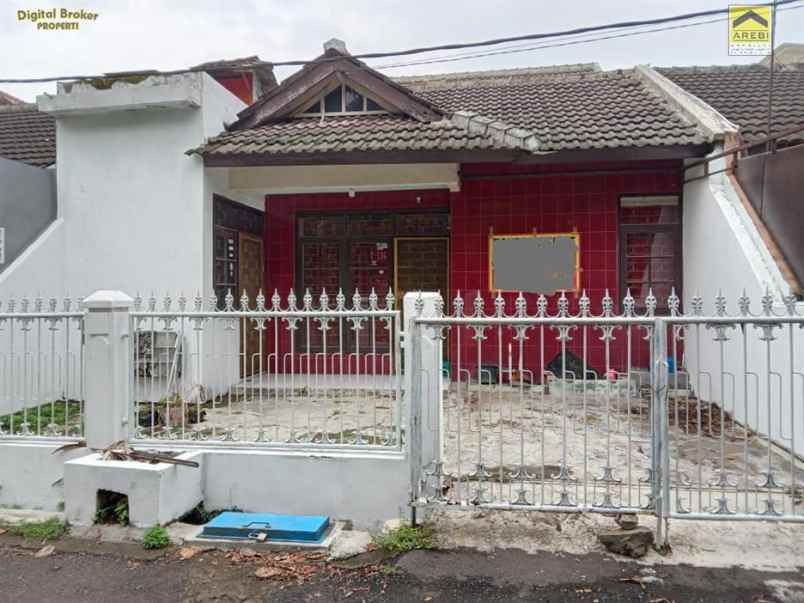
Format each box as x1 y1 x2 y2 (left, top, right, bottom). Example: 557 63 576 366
17 8 99 31
728 4 772 56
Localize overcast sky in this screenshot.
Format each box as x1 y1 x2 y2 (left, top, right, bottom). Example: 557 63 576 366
2 0 803 102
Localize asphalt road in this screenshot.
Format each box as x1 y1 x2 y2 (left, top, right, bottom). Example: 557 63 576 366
1 538 801 602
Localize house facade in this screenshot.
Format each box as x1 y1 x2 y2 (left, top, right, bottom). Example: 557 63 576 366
0 40 802 446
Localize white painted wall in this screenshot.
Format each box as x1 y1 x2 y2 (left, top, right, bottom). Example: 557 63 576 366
683 149 804 456
200 449 409 531
0 74 252 408
1 442 409 529
0 442 90 511
0 72 246 302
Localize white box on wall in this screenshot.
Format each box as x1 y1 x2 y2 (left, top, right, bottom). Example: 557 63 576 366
0 227 5 264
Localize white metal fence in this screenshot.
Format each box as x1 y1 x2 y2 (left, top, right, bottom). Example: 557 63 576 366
2 286 803 545
410 289 804 545
0 296 85 439
129 289 404 448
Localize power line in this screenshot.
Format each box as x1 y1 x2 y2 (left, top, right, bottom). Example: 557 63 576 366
377 3 804 70
1 0 801 84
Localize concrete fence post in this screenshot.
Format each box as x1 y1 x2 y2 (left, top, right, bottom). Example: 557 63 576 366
403 292 444 500
82 290 133 449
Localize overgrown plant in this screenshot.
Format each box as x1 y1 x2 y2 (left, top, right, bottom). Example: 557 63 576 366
372 523 435 555
95 491 129 526
142 526 170 550
7 518 66 541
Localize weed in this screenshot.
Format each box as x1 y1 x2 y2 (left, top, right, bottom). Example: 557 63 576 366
95 491 129 526
372 523 435 556
7 518 66 541
0 400 82 435
142 526 170 550
179 503 237 525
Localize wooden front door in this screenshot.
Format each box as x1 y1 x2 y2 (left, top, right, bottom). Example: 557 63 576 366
394 237 449 310
239 232 264 377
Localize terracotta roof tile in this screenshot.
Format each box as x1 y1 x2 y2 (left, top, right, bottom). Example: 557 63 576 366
0 104 56 167
199 113 520 158
197 65 708 159
409 68 706 151
658 65 804 144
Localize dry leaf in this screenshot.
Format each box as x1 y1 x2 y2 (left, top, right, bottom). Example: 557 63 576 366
255 566 283 579
179 546 203 560
35 545 55 558
0 528 7 536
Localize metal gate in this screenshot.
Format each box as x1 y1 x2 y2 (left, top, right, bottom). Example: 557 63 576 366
410 290 804 545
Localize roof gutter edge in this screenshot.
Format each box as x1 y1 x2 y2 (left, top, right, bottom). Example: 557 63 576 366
634 65 739 142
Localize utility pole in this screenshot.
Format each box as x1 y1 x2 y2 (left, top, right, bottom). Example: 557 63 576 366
766 0 777 152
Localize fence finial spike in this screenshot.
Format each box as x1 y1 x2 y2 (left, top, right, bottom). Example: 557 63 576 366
473 290 485 318
668 287 680 316
620 287 636 316
515 291 527 318
414 291 424 317
494 290 505 317
761 286 774 316
453 290 464 317
256 289 266 311
737 289 750 316
434 290 445 317
578 289 590 317
645 287 657 317
714 289 727 316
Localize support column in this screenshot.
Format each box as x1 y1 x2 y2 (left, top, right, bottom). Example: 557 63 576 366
404 292 444 501
82 290 133 449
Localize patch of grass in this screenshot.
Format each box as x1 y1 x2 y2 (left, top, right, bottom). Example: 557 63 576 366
7 518 66 541
372 523 435 556
142 526 170 550
0 400 82 435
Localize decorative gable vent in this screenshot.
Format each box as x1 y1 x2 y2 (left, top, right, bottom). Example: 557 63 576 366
298 84 385 116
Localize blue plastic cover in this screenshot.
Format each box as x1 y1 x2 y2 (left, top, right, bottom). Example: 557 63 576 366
200 512 331 543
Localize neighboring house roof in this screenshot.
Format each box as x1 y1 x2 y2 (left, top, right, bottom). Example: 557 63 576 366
189 55 278 92
0 89 24 106
196 50 709 162
658 64 804 145
0 104 56 167
760 43 804 67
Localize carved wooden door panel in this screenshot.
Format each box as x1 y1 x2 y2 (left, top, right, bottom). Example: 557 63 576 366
239 232 264 377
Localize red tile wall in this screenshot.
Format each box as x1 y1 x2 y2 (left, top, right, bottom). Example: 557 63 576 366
264 189 450 296
263 160 682 374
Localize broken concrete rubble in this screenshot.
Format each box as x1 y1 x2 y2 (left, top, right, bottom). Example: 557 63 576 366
597 526 654 558
614 513 639 530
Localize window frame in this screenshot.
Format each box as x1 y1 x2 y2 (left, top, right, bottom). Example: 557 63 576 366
617 195 683 314
298 84 388 117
